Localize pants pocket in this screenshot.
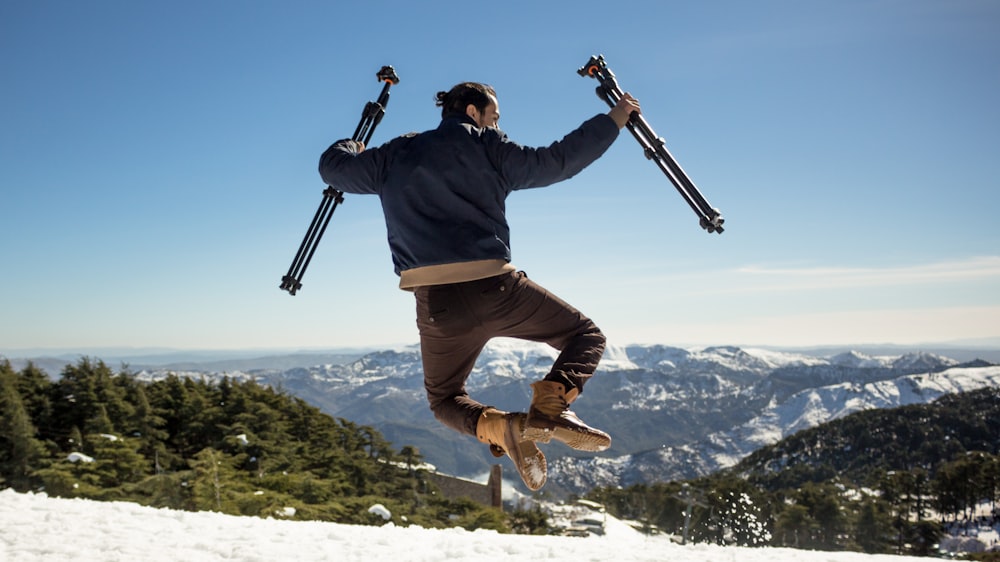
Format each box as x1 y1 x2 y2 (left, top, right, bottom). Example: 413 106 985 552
415 286 462 335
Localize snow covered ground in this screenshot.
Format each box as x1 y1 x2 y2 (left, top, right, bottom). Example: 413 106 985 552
0 489 926 561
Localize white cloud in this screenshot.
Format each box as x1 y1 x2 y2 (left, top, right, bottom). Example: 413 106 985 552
735 256 1000 292
639 256 1000 298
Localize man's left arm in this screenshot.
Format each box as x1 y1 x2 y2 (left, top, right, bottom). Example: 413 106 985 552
492 113 620 190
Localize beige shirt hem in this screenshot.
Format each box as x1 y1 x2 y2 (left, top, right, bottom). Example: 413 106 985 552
399 259 516 290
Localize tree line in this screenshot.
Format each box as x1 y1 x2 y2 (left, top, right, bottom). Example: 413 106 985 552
0 357 547 533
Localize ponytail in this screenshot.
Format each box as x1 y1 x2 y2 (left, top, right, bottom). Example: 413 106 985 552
435 82 496 118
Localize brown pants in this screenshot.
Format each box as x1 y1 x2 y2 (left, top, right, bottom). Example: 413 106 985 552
414 270 605 437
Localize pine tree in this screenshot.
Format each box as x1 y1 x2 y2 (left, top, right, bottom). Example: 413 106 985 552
774 503 811 548
855 499 892 554
127 384 170 473
83 431 150 490
50 358 131 446
188 447 251 513
190 448 226 512
399 445 421 472
0 361 46 491
11 362 53 438
86 403 115 436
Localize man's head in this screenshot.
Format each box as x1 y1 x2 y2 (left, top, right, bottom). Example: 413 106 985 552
435 82 500 128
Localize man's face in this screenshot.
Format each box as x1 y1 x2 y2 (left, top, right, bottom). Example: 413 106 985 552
469 94 500 128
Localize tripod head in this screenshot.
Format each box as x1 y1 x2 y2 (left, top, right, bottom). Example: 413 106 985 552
578 54 612 80
354 66 401 148
377 65 400 85
579 54 627 120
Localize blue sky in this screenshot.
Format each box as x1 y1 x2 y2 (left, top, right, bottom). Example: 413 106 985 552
2 0 998 353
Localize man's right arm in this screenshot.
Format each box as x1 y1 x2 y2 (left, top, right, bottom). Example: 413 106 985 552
318 139 380 195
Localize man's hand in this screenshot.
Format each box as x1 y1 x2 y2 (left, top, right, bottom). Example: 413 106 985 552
609 93 640 129
334 139 366 153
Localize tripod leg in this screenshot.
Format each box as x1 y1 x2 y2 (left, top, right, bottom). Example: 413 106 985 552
281 188 342 294
293 190 344 294
628 116 724 233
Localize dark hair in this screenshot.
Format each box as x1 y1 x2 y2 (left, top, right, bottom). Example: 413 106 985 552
435 82 496 118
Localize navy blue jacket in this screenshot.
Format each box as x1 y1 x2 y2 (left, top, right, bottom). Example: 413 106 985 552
319 112 619 277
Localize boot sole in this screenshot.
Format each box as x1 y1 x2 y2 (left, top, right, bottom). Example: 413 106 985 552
505 415 547 491
523 422 611 452
513 441 547 491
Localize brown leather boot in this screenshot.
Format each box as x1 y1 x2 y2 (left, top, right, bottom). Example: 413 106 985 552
523 380 611 452
476 407 547 491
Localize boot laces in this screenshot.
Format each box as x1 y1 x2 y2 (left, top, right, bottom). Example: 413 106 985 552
534 392 569 417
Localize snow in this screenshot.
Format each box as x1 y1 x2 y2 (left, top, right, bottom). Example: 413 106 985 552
66 452 94 463
367 503 391 521
0 489 926 561
741 347 830 369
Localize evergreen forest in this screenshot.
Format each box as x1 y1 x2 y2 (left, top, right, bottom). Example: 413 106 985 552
0 358 541 533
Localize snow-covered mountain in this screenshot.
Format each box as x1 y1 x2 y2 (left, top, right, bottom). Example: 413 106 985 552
123 338 1000 494
548 363 1000 493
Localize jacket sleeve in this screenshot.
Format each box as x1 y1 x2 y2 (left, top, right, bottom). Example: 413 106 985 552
487 114 619 190
318 139 383 195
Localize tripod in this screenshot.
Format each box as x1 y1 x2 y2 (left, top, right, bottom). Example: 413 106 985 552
579 55 724 234
279 66 400 295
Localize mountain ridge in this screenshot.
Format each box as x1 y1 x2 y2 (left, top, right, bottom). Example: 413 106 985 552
9 339 998 495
